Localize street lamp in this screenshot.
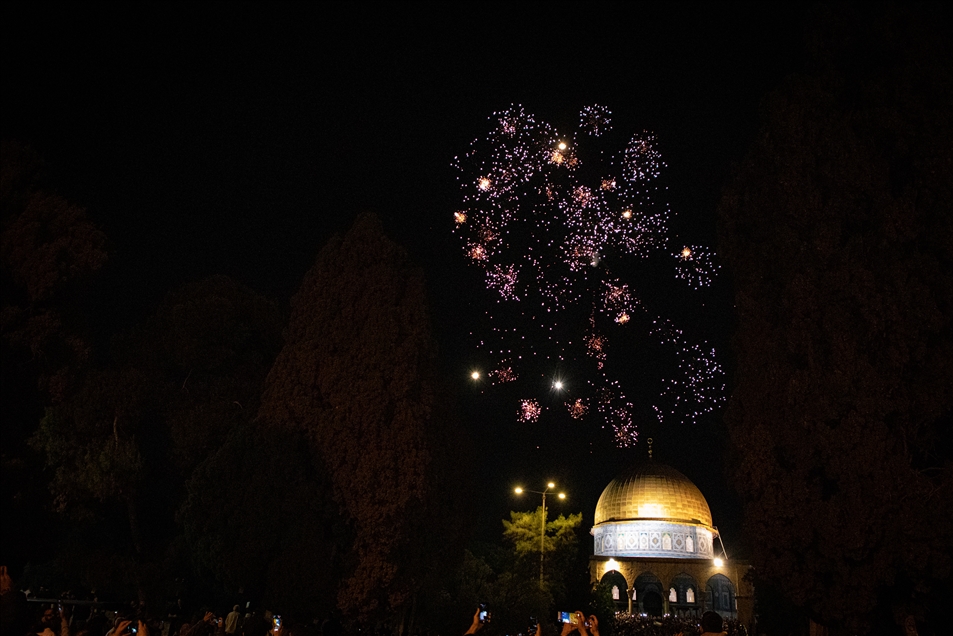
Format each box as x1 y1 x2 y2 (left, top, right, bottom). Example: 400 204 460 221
514 482 566 588
713 526 729 567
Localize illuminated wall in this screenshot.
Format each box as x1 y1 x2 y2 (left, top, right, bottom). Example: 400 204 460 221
593 520 713 558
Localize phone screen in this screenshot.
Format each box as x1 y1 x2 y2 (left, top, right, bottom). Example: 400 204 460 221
272 617 281 632
557 612 572 624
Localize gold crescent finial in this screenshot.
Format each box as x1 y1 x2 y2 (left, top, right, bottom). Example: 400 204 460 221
647 437 653 459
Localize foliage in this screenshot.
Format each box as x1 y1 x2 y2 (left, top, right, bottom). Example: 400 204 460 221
179 421 346 617
1 141 109 571
717 5 953 633
257 213 468 622
29 275 282 606
588 581 616 636
502 505 583 599
437 507 584 631
1 141 107 402
117 275 284 479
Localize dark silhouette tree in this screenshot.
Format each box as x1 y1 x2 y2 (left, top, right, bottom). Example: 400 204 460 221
257 213 467 623
1 141 107 572
30 275 282 604
1 141 107 401
179 420 346 617
718 5 952 633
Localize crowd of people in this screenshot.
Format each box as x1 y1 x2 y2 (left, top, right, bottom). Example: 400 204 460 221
0 567 336 636
3 566 744 636
612 612 744 636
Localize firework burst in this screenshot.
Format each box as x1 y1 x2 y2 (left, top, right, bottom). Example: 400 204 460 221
454 105 724 447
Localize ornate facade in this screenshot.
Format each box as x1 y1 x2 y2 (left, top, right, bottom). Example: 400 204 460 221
588 460 753 628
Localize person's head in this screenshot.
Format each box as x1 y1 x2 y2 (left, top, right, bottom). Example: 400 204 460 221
233 606 239 612
701 611 723 633
41 607 58 626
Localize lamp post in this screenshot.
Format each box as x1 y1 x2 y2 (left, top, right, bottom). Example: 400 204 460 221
514 482 566 589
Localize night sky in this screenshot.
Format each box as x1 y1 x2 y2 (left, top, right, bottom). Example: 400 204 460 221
2 4 809 552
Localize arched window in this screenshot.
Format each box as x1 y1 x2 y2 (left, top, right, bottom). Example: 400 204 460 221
706 574 737 617
662 534 672 550
612 585 620 600
686 535 694 552
686 587 695 604
668 588 677 603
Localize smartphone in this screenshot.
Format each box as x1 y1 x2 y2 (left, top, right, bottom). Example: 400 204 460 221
527 617 538 636
478 604 489 624
557 612 572 624
272 616 282 632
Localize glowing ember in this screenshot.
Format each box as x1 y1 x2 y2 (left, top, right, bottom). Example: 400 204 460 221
520 399 541 423
568 398 587 419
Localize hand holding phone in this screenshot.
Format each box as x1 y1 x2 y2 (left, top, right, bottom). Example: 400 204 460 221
527 617 538 636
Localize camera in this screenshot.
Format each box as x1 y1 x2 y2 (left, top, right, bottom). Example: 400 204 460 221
558 612 582 626
478 603 490 624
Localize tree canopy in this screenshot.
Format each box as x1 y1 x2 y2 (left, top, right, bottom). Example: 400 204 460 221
718 5 953 633
503 506 583 607
257 213 468 622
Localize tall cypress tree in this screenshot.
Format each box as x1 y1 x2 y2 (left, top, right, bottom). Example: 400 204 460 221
718 6 952 633
259 213 466 621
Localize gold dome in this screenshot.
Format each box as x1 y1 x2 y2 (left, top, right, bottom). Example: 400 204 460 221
594 462 712 527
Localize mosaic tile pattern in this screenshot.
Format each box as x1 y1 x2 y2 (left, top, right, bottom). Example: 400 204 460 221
592 521 715 558
594 462 712 526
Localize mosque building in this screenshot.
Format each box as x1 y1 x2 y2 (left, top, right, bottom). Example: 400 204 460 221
589 445 753 627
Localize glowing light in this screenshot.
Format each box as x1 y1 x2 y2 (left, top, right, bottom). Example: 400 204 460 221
638 503 664 518
580 105 612 136
713 557 724 567
606 558 619 573
520 399 541 423
469 244 487 261
553 380 564 390
490 366 517 384
675 245 719 288
558 492 566 499
454 211 467 225
547 482 555 489
452 105 724 447
567 398 587 419
514 487 523 494
471 371 481 380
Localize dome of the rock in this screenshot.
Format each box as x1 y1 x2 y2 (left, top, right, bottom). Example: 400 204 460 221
592 461 715 559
